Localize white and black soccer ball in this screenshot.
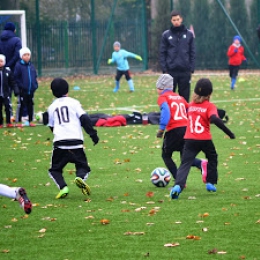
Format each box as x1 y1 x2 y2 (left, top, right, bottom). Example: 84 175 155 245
150 167 171 187
35 112 43 123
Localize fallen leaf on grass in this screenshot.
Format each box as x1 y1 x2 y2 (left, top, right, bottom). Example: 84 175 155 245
146 191 154 198
39 228 47 233
164 243 180 247
124 231 145 236
1 249 10 253
135 207 146 212
208 248 227 254
85 216 95 219
100 219 110 225
186 235 201 240
255 219 260 224
235 178 246 181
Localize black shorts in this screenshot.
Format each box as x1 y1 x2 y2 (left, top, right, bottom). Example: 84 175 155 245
115 69 131 81
229 65 240 78
163 127 186 154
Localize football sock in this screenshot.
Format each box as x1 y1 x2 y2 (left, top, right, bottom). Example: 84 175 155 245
231 78 236 89
127 79 134 91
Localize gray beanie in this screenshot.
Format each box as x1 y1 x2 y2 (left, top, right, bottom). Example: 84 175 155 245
156 74 173 90
113 41 121 47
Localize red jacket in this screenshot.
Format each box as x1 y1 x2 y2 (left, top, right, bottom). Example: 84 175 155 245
227 44 246 66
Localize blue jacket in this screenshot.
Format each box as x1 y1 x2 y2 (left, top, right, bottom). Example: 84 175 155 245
14 60 38 95
0 67 19 98
110 49 138 71
0 30 22 70
159 24 195 73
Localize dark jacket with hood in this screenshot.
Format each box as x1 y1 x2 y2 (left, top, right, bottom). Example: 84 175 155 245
0 67 19 98
14 60 38 95
0 30 22 70
159 24 195 73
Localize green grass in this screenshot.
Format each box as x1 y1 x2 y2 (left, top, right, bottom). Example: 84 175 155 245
1 73 260 260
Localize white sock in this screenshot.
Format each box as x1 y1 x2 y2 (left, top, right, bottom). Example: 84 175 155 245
0 184 17 199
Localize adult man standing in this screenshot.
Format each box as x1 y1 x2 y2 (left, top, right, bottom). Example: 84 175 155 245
159 11 195 102
0 22 22 71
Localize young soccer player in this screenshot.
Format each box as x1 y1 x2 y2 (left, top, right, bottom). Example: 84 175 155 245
156 74 207 182
0 184 32 214
0 54 19 127
47 78 99 199
107 41 142 92
170 78 235 199
227 35 246 90
14 47 38 126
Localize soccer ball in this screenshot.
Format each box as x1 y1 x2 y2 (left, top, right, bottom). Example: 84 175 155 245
150 167 171 187
35 112 43 123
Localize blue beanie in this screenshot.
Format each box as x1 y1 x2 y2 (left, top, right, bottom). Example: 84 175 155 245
233 35 241 42
113 41 121 48
4 22 16 32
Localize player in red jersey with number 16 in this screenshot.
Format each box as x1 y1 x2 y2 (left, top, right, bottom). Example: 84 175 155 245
170 78 235 199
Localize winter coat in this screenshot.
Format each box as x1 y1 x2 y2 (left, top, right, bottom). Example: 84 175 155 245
0 67 19 98
0 30 22 70
14 60 38 95
227 44 246 66
159 24 195 73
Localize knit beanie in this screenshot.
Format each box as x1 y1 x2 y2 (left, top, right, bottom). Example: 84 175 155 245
19 47 31 58
194 78 213 97
0 54 6 65
233 35 241 42
51 78 69 98
4 22 16 32
113 41 121 48
156 74 173 90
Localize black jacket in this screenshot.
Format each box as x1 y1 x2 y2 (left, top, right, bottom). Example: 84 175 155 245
0 67 19 98
0 30 22 71
159 24 195 73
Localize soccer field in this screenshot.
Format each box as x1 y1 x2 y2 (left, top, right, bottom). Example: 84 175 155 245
0 72 260 260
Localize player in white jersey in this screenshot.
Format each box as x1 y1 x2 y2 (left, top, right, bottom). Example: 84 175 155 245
0 184 32 214
47 78 99 199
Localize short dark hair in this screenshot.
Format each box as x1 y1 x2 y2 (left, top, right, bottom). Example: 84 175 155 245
170 10 181 17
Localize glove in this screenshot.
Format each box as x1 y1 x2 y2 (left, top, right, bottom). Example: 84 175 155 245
156 129 164 138
107 59 112 65
135 55 142 61
14 89 20 97
42 111 49 125
91 134 99 145
234 49 238 53
229 133 235 139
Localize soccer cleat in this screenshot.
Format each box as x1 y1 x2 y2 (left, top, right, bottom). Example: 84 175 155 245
55 186 69 199
201 160 208 183
16 187 32 214
0 125 3 128
75 177 91 195
206 183 217 192
29 123 36 127
169 185 181 200
7 123 14 128
113 86 119 93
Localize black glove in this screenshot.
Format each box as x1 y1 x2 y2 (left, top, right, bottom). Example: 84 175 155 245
229 133 235 139
156 129 164 138
14 90 20 97
42 111 49 125
91 134 99 145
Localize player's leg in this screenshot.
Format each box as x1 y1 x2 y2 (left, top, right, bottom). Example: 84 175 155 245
202 140 218 192
0 183 16 198
48 148 69 199
125 71 134 92
27 93 35 126
72 148 91 195
4 96 13 127
0 97 4 127
114 70 123 92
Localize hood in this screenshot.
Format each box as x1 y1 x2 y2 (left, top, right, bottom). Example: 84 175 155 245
0 30 16 41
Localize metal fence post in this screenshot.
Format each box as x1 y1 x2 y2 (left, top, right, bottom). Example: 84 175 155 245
142 0 148 70
91 0 97 74
35 0 42 76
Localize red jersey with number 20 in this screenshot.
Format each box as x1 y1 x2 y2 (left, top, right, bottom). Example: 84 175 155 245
184 100 218 140
157 91 188 131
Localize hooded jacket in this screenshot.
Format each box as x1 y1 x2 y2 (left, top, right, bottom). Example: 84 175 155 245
0 30 22 70
14 60 38 95
159 24 195 73
0 67 19 98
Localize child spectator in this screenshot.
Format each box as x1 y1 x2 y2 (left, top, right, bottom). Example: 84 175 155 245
107 41 142 92
14 47 38 126
47 78 99 199
0 184 32 214
170 78 235 199
0 54 19 128
227 35 246 90
156 74 207 182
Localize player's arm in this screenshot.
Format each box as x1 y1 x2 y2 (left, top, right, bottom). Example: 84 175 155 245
125 51 142 61
210 115 235 139
157 102 170 138
80 114 99 145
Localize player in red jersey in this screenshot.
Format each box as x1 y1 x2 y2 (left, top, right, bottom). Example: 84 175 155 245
156 74 207 181
170 78 235 199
